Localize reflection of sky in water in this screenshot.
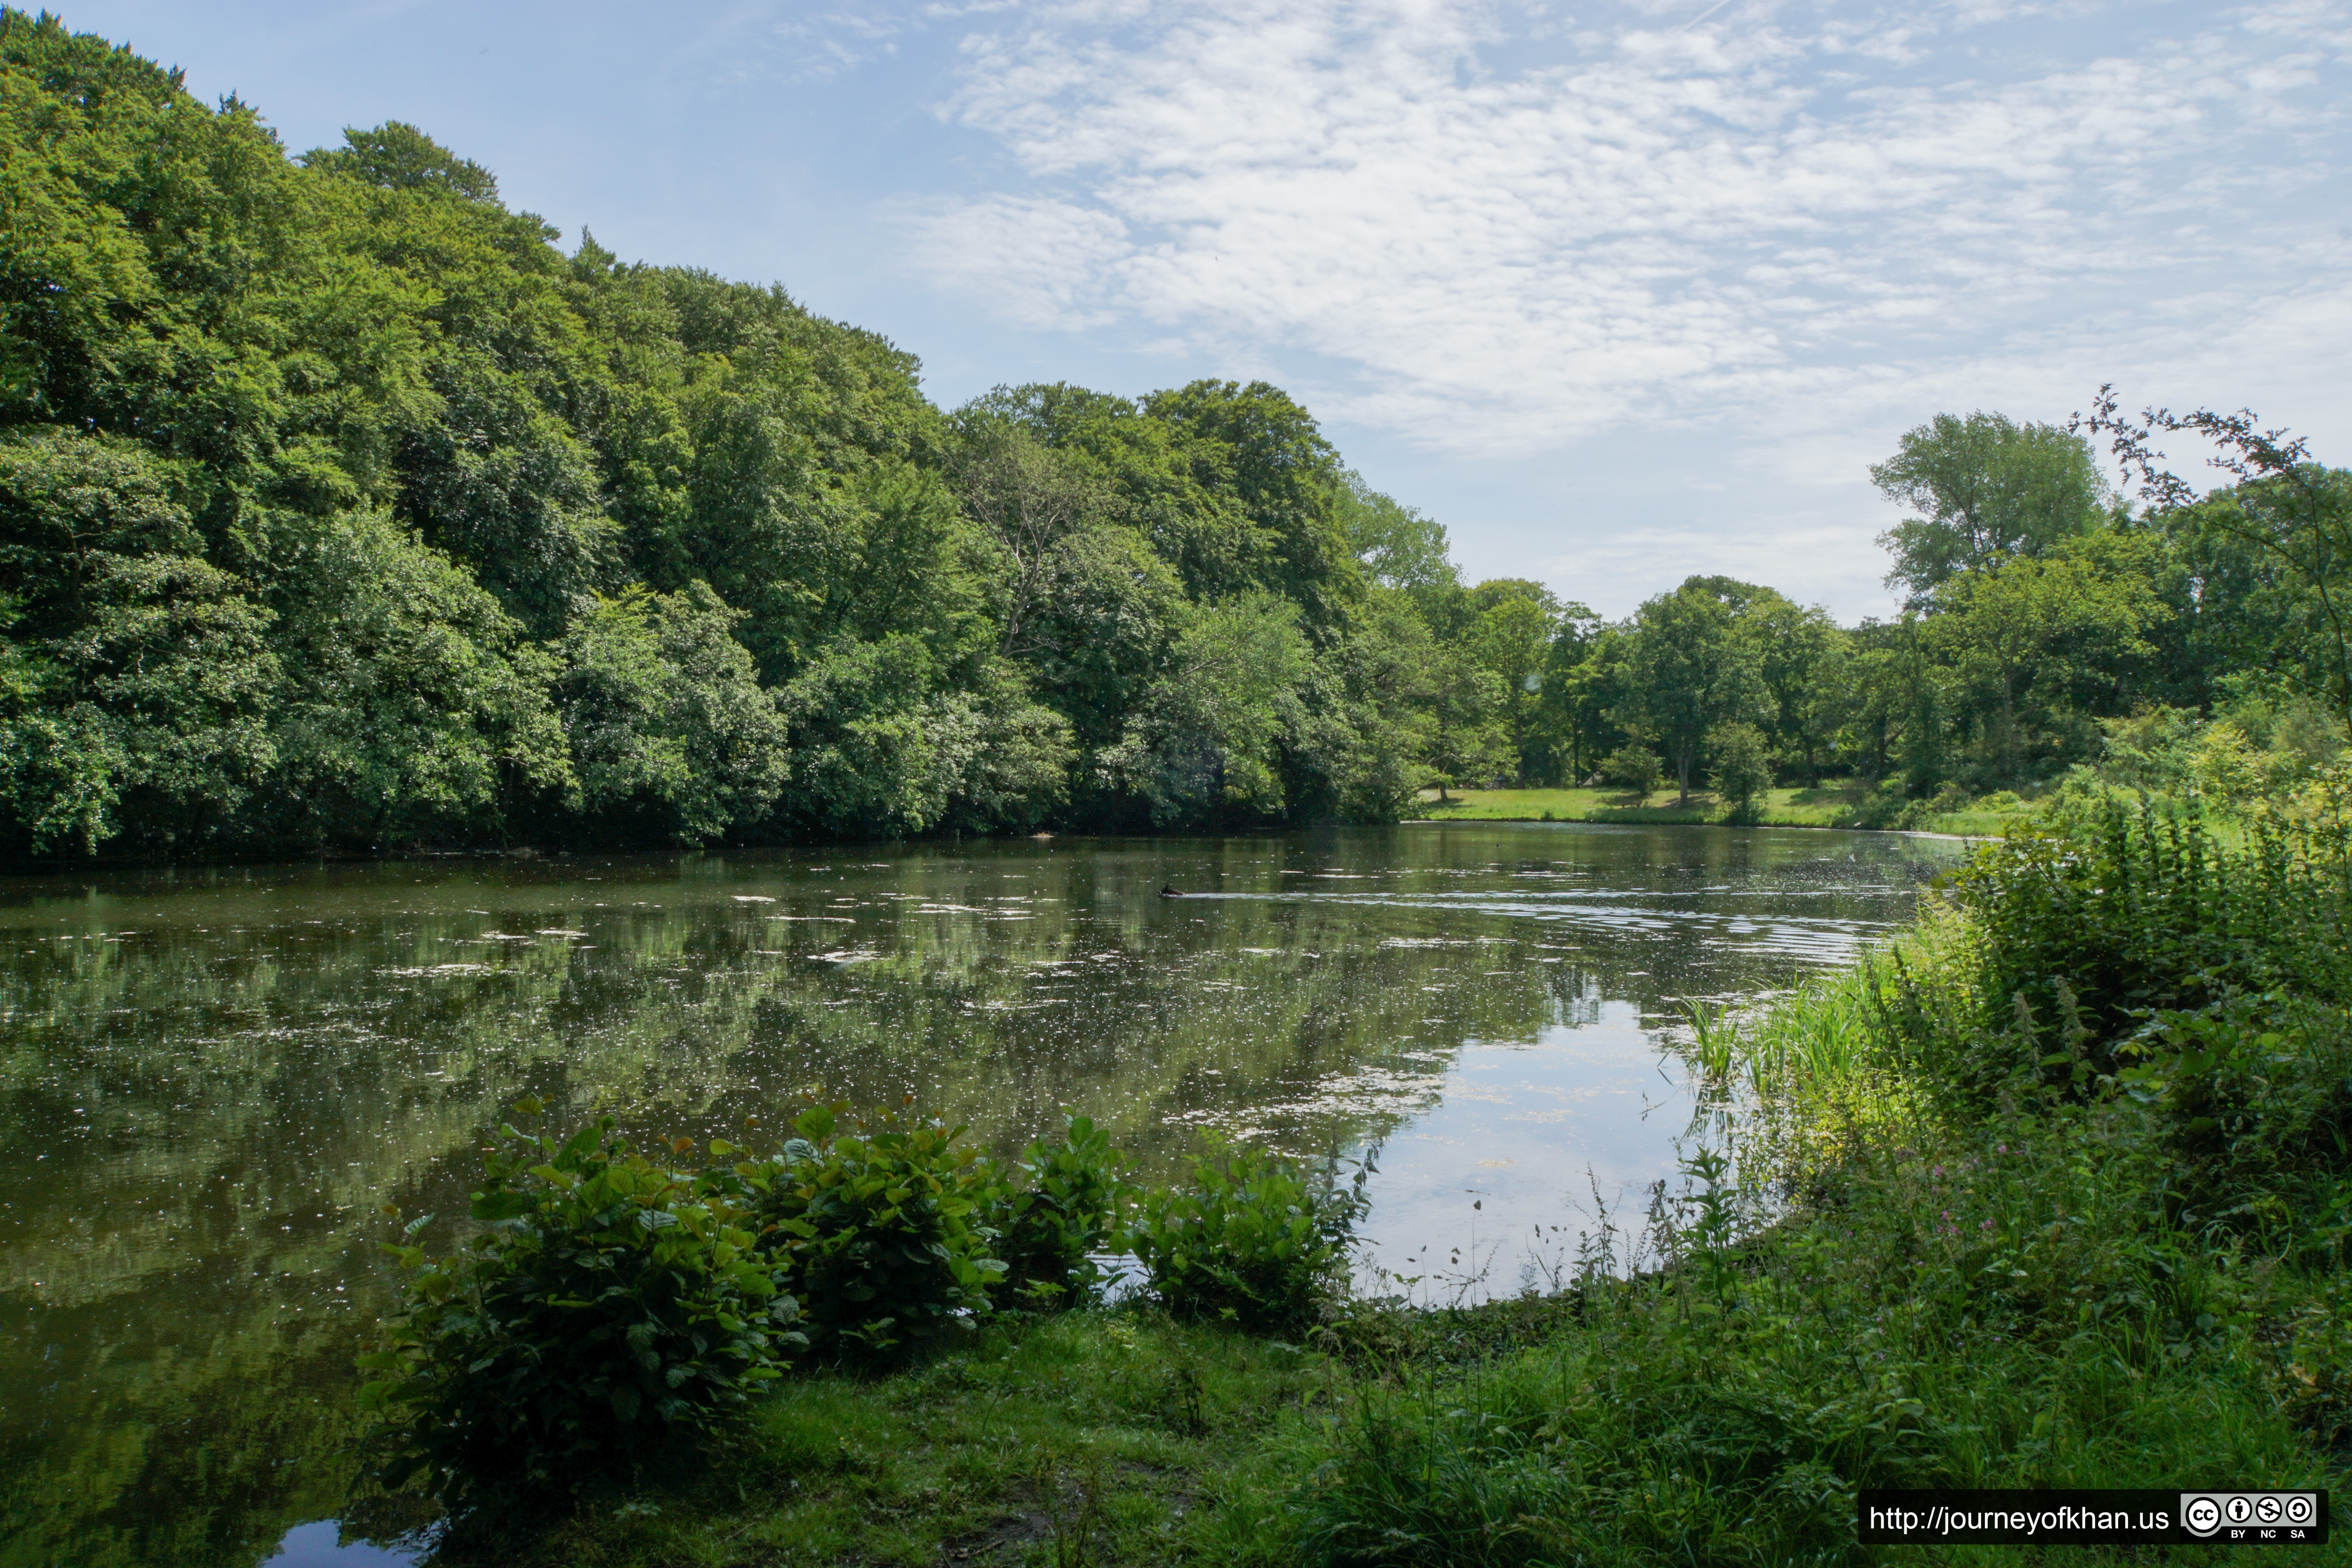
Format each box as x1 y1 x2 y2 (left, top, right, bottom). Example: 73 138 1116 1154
1347 1013 1696 1299
1 823 1964 1566
263 1522 418 1566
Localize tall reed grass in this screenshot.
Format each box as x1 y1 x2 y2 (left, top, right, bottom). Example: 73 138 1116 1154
1676 916 1967 1120
1681 970 1878 1102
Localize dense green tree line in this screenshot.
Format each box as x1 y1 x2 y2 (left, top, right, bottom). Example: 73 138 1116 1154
2 14 2343 859
1472 408 2350 815
0 15 1444 857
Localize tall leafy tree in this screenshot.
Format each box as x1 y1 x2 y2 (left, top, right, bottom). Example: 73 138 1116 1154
1422 648 1509 803
555 582 789 844
1464 579 1559 784
1334 470 1459 620
1307 588 1443 821
1142 380 1361 626
269 511 570 848
1740 591 1847 784
1845 615 1951 791
2085 389 2352 722
1922 545 2164 783
1529 607 1616 784
1098 592 1312 828
1873 412 2106 607
1622 579 1768 804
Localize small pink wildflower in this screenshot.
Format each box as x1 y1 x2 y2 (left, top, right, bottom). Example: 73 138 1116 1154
1981 1218 1997 1232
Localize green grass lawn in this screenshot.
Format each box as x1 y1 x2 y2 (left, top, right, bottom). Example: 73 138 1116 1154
1412 784 2021 835
1413 784 1859 827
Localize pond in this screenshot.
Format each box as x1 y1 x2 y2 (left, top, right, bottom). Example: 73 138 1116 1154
0 821 1964 1566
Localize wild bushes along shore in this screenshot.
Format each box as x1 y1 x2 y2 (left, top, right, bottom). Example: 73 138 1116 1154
355 802 2351 1563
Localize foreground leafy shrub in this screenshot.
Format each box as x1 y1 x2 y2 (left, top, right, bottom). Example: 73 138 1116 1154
750 1100 1004 1359
980 1113 1128 1308
358 1109 801 1506
2115 991 2352 1243
1872 799 2352 1114
1127 1134 1364 1332
1882 802 2352 1104
2279 1272 2352 1449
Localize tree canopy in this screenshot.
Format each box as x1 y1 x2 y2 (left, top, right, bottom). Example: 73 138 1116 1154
0 13 2339 857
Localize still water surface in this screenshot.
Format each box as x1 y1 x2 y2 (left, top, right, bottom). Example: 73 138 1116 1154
0 822 1963 1566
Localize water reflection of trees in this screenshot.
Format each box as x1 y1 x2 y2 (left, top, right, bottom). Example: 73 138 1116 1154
0 826 1952 1565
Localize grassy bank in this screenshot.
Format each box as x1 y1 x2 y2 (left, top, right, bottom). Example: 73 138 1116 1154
394 807 2351 1565
403 1312 1313 1566
1410 783 2025 835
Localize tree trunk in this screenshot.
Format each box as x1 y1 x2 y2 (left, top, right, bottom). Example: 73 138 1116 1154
1999 666 2017 784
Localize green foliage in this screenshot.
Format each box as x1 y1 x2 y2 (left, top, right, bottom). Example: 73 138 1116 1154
1599 741 1662 796
268 510 571 849
0 604 118 852
1334 468 1457 615
1873 410 2108 606
1703 718 1772 818
1463 579 1559 781
303 119 502 201
1138 379 1358 624
980 1114 1129 1309
2094 689 2347 813
2278 1273 2352 1449
2113 992 2352 1255
1906 802 2352 1100
424 1310 1328 1568
555 580 788 843
750 1102 1005 1360
1420 643 1510 801
773 636 1073 838
1922 537 2166 784
1303 587 1443 822
2089 391 2352 724
6 3 2344 854
1622 577 1769 803
1125 1134 1364 1333
1098 591 1314 827
1847 776 1971 829
36 552 280 852
1744 590 1847 784
357 1110 802 1508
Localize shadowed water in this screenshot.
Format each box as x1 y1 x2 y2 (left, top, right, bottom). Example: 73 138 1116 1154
0 822 1963 1565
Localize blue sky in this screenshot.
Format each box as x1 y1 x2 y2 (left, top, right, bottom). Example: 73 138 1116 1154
63 0 2352 619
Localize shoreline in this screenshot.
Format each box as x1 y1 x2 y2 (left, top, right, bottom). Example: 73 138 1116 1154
397 804 2348 1565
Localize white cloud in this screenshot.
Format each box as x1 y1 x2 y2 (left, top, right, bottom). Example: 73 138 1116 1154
903 0 2352 467
901 194 1138 328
